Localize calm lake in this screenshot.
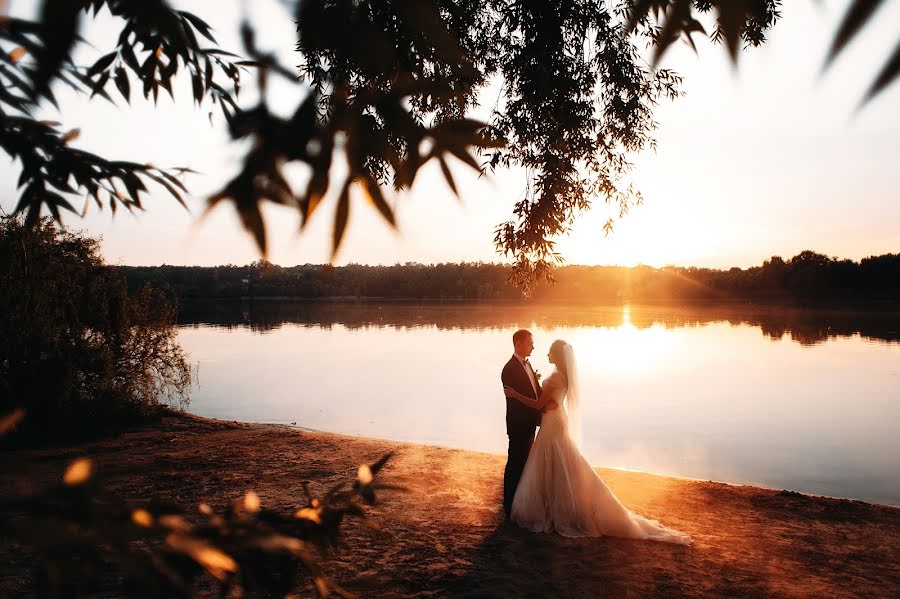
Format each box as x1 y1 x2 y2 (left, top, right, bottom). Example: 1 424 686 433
177 301 900 506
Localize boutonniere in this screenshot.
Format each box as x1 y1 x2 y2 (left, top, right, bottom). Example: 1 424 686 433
533 369 542 382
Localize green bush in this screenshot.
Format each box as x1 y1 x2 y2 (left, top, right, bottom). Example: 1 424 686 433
0 216 190 442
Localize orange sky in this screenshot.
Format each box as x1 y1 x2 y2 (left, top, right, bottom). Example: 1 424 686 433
1 0 898 268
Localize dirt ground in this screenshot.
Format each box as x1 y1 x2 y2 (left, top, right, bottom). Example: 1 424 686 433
1 412 898 598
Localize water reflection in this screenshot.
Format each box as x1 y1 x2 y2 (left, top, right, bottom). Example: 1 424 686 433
179 300 900 346
177 301 900 505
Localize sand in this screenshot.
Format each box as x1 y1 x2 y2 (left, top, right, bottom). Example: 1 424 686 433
1 412 898 598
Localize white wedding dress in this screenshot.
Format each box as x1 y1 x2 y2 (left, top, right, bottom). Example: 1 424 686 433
510 363 691 545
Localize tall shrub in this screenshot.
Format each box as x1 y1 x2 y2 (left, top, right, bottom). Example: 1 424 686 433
0 216 190 442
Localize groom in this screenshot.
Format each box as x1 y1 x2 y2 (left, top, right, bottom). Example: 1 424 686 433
501 329 542 517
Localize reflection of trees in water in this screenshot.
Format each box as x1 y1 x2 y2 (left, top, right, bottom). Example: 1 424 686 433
178 301 900 346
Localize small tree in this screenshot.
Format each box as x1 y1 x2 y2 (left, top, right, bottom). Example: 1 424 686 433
0 215 190 442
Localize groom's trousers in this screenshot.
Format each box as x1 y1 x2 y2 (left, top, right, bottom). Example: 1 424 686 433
503 430 535 516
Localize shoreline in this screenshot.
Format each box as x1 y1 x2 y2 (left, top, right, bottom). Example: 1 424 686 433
2 412 898 597
242 419 900 509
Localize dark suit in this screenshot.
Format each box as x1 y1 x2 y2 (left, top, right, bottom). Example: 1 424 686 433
501 355 541 515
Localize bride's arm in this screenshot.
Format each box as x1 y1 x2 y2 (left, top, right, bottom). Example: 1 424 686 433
503 385 551 410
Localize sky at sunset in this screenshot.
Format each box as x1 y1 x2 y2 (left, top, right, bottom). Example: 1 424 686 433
1 0 898 269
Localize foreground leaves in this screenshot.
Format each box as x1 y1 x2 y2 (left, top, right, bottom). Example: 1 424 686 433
1 0 895 292
1 217 192 442
0 1 249 228
0 448 399 598
625 0 897 107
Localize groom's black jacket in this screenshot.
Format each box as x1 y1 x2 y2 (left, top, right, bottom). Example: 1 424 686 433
502 356 541 436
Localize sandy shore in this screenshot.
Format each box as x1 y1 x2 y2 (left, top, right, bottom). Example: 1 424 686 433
1 412 898 598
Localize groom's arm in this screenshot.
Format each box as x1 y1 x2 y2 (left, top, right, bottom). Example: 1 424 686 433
505 385 550 410
501 361 515 394
502 361 540 409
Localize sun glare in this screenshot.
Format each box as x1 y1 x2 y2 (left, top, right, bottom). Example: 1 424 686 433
552 206 718 268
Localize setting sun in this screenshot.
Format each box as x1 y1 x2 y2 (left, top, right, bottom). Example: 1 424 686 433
552 204 721 268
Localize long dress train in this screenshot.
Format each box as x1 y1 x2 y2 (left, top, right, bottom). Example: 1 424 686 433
510 372 691 545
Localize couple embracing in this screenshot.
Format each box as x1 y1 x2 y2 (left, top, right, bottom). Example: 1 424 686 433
501 329 691 544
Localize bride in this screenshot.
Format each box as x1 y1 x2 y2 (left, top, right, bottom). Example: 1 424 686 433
503 339 691 544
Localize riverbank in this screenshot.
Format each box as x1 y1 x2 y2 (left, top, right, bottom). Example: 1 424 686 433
2 412 898 597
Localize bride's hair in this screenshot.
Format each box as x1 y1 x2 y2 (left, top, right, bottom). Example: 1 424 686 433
550 339 581 447
550 339 570 381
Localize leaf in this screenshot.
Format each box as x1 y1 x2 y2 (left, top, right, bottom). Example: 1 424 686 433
332 180 351 257
146 172 182 206
243 490 260 512
31 0 81 99
368 452 393 476
294 506 323 524
180 11 218 44
682 18 707 55
861 38 900 106
357 464 373 486
159 75 174 100
300 144 332 228
447 145 481 172
0 63 33 93
191 72 203 103
159 169 190 191
87 50 117 76
121 41 140 72
131 509 154 527
826 0 886 67
166 534 237 580
625 0 656 34
314 576 328 597
89 70 110 99
252 534 314 560
438 155 458 199
143 74 153 99
44 191 78 221
220 100 233 123
24 201 41 229
113 66 130 102
240 200 266 255
0 409 25 436
652 0 693 66
360 176 395 227
60 128 80 143
200 48 240 58
9 46 27 62
69 70 114 103
63 458 92 485
717 1 750 63
204 56 213 92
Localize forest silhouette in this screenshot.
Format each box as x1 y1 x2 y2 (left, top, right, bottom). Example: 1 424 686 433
121 251 900 305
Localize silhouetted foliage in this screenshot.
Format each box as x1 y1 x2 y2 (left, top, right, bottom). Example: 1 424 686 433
0 435 398 598
6 1 890 290
625 0 896 106
118 252 900 305
0 1 249 225
0 216 190 442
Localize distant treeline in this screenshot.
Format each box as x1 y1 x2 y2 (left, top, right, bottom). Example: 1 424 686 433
118 251 900 302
